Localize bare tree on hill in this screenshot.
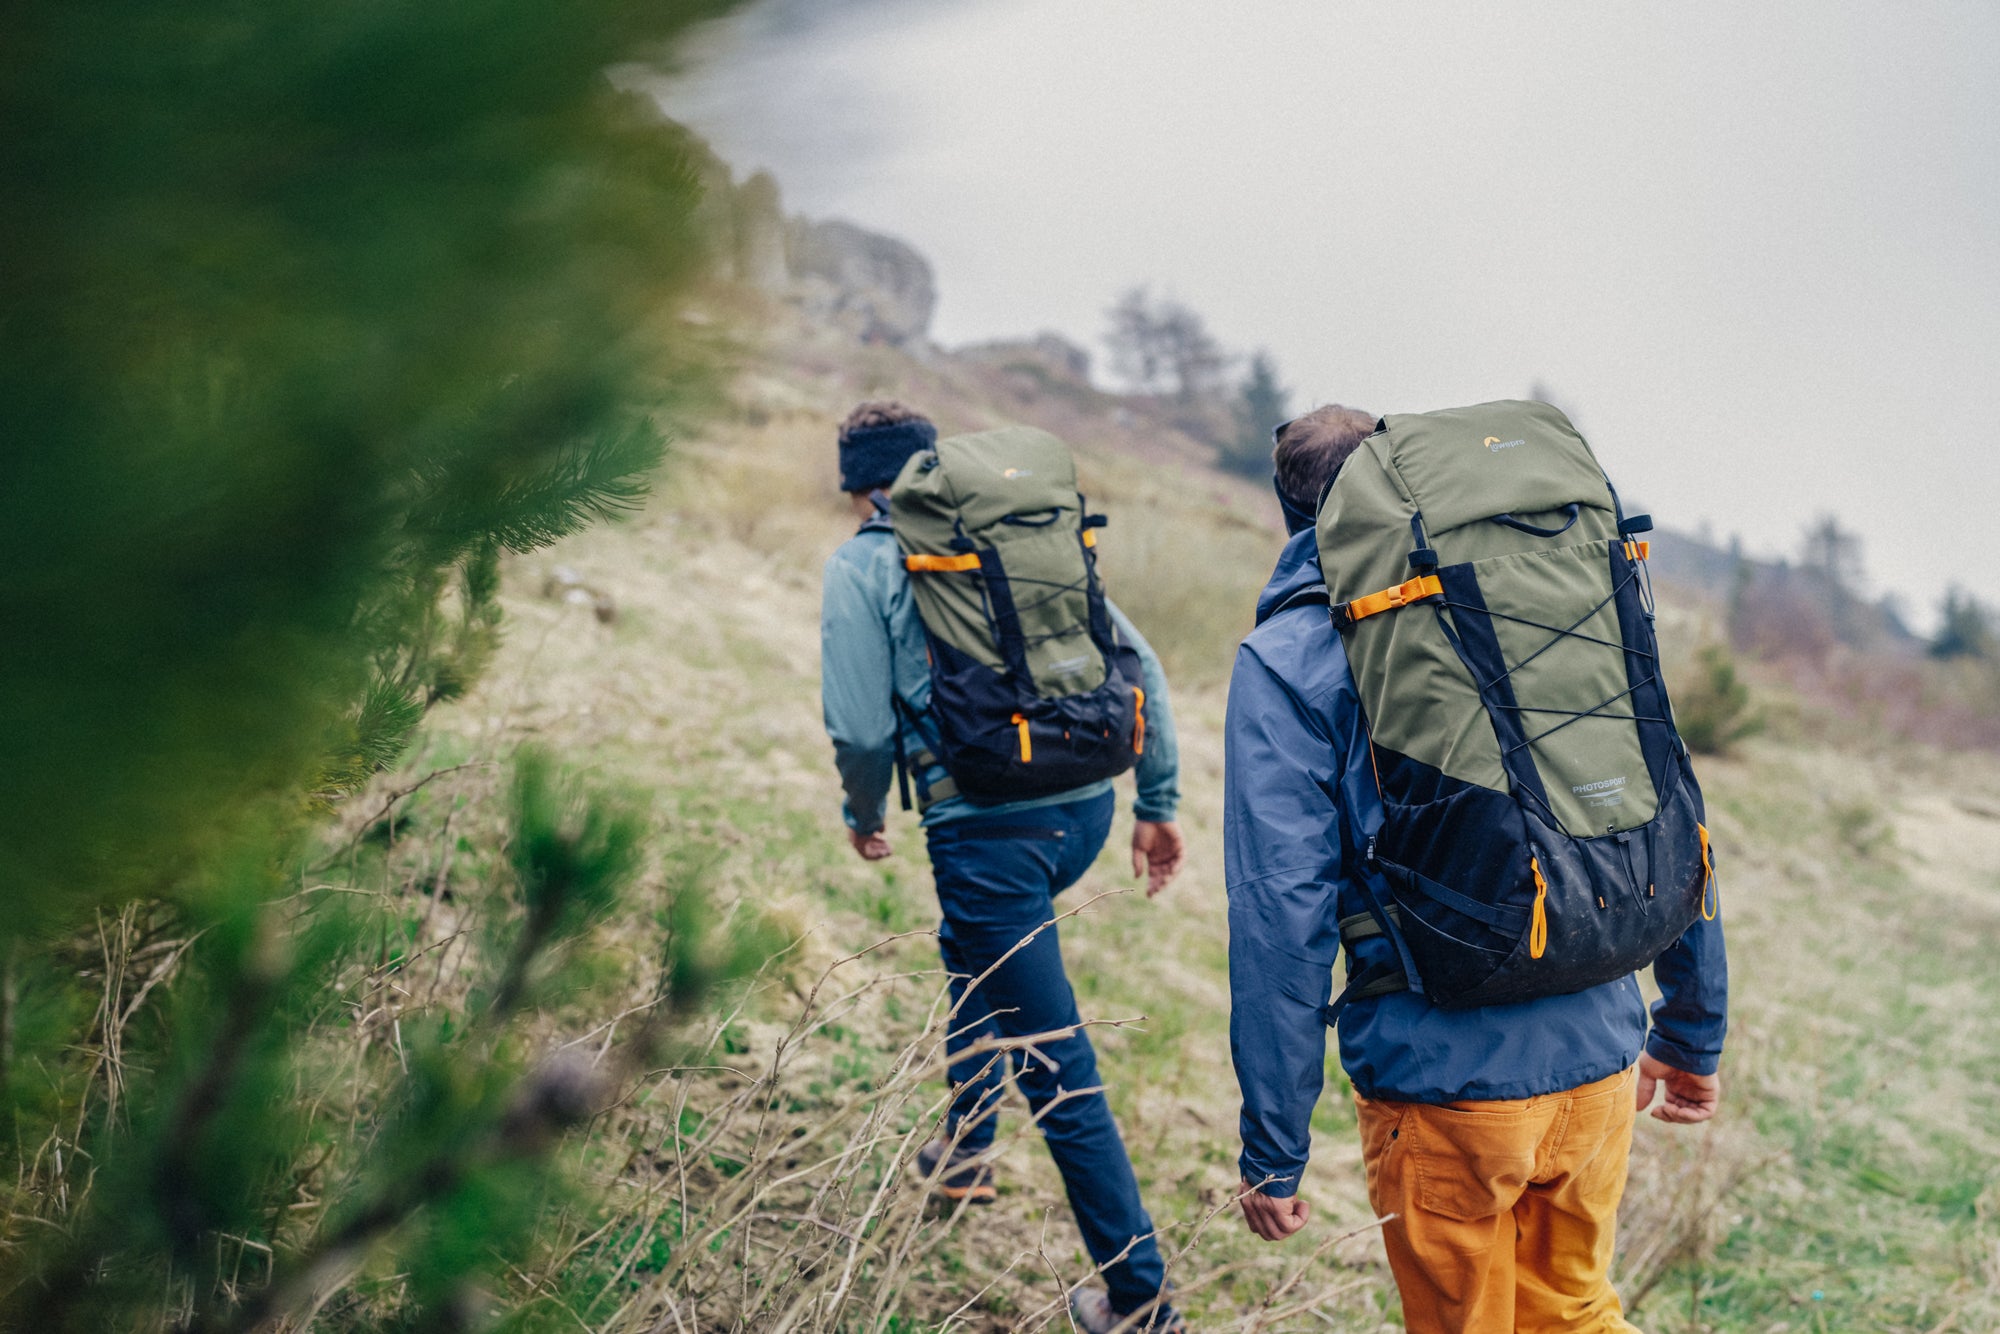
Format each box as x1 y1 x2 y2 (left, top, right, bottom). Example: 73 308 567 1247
1104 286 1231 402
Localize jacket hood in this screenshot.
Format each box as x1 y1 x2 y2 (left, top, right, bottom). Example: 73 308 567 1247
1254 528 1325 626
1275 474 1319 536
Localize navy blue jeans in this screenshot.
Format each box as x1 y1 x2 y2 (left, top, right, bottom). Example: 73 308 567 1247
926 790 1169 1316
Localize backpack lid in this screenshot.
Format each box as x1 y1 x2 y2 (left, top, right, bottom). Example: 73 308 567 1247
1369 400 1612 538
890 425 1113 700
892 425 1079 543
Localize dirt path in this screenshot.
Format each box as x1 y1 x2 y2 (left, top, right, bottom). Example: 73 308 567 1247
1895 789 2000 914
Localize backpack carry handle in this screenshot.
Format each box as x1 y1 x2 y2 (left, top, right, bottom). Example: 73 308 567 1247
999 509 1065 528
1488 503 1581 539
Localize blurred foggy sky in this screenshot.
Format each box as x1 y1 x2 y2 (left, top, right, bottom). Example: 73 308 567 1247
659 0 2000 622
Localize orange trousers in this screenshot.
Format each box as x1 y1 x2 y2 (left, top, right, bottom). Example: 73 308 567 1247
1355 1067 1642 1334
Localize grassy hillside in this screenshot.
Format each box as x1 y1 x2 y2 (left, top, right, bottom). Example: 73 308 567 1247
345 304 2000 1332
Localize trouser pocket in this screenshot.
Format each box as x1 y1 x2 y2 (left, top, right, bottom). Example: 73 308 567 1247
1406 1102 1542 1223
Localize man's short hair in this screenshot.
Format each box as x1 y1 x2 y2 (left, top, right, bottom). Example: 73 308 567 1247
1273 404 1378 514
839 399 930 441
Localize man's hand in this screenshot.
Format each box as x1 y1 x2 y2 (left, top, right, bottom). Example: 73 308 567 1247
1239 1182 1311 1241
1635 1051 1721 1124
1130 820 1185 897
847 828 892 861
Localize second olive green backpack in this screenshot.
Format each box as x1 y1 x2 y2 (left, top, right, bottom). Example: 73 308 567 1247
888 425 1145 804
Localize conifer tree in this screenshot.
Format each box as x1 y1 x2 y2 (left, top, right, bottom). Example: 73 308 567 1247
1103 286 1230 402
1219 350 1291 479
0 0 761 1327
1932 586 1993 660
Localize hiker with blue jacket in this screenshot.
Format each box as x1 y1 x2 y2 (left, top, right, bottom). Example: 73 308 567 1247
1225 403 1729 1333
820 400 1188 1334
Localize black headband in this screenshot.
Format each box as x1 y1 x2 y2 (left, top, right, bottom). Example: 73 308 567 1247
839 419 937 493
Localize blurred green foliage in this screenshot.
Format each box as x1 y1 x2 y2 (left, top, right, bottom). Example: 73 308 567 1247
0 0 762 1326
0 0 733 929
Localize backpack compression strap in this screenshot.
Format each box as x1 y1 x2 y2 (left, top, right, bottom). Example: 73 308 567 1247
1330 574 1443 629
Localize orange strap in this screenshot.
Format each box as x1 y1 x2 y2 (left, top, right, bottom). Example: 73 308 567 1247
1623 540 1650 562
1131 686 1146 755
911 535 1094 569
1342 574 1443 623
1529 857 1549 959
1011 712 1031 763
905 552 981 573
1698 824 1717 920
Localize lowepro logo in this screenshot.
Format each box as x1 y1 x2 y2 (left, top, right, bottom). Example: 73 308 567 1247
1002 467 1034 479
1483 436 1525 451
1571 776 1628 808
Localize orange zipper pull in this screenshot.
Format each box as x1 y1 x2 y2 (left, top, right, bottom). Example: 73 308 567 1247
1529 857 1549 959
1698 824 1717 920
1132 686 1146 755
1012 712 1031 763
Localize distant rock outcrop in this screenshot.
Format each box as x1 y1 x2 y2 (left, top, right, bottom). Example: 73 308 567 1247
690 147 936 348
729 170 791 292
786 218 936 347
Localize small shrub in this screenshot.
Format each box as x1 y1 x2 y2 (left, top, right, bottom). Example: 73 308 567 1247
1676 645 1766 756
1827 794 1896 859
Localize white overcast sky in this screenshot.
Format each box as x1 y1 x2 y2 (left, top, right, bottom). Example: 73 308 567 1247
657 0 2000 622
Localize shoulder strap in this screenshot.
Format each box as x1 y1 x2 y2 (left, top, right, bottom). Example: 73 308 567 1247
1259 576 1418 1018
858 488 893 535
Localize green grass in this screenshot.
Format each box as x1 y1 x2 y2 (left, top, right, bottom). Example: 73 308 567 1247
1619 745 2000 1332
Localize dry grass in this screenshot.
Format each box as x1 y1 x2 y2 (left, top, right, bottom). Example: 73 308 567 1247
379 314 2000 1330
25 305 2000 1330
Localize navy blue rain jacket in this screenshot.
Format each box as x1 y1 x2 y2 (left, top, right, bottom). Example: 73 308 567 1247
1225 529 1728 1197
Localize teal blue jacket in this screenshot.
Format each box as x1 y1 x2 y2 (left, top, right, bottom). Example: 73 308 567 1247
820 524 1180 832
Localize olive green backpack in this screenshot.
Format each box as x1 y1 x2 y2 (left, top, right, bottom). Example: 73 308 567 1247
1315 401 1716 1010
886 425 1145 805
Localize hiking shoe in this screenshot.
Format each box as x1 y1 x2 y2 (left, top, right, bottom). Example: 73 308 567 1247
914 1138 997 1204
1069 1286 1187 1334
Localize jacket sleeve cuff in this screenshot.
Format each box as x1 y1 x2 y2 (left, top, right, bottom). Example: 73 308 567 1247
1236 1152 1304 1199
1132 799 1177 824
1645 1031 1721 1077
843 804 884 835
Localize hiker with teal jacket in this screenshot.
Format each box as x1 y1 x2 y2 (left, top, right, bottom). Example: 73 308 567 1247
820 400 1188 1334
1225 404 1728 1334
